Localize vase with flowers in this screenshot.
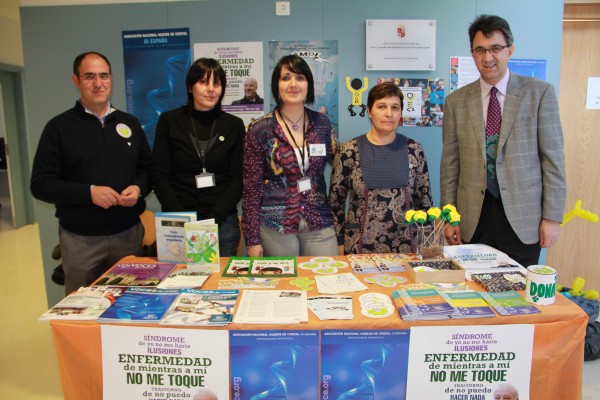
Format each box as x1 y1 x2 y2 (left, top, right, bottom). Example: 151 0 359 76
404 204 461 260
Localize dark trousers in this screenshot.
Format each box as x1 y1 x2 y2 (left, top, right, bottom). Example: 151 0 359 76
469 191 541 267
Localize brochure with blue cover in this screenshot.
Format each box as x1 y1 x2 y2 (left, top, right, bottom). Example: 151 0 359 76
321 329 410 400
230 330 319 400
98 287 179 323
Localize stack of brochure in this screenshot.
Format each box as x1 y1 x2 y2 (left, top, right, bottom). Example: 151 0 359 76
481 291 541 316
307 296 353 320
160 289 238 326
440 290 496 319
391 284 456 321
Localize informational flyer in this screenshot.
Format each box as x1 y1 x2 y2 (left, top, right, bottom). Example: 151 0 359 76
122 28 191 147
194 42 264 126
269 40 339 129
101 325 229 400
230 330 319 399
321 330 410 400
378 77 445 126
366 19 436 71
406 324 534 400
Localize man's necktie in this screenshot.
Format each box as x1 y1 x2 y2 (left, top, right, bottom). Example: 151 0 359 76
486 86 501 197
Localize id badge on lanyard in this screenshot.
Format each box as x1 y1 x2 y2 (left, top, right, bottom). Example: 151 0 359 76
297 176 311 193
196 171 216 188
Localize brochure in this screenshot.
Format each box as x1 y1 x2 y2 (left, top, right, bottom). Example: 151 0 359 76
315 273 369 294
440 290 497 319
218 277 280 290
160 289 238 326
184 220 220 273
307 296 353 320
471 271 527 292
92 260 176 287
98 287 180 323
39 286 127 321
155 211 197 263
391 284 456 321
222 256 297 277
481 290 541 316
233 290 308 324
156 268 210 290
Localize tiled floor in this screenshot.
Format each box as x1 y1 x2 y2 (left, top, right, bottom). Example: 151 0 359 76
1 219 598 399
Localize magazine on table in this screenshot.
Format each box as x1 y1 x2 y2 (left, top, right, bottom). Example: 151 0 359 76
39 286 127 321
92 260 176 287
98 287 180 323
160 289 238 326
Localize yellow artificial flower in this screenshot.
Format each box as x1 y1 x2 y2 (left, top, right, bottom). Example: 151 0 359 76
427 207 441 220
448 210 461 226
414 210 428 224
405 209 416 223
442 204 457 213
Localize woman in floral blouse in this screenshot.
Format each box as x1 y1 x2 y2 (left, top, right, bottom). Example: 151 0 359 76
328 82 433 254
242 55 338 257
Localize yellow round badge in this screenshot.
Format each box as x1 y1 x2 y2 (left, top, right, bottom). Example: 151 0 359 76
116 123 132 138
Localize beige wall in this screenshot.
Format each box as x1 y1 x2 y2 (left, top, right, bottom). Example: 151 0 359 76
0 1 24 66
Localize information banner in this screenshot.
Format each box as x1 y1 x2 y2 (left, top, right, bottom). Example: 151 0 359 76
194 42 264 127
269 40 339 129
122 28 191 147
407 324 534 400
101 325 229 400
321 329 410 400
230 330 319 399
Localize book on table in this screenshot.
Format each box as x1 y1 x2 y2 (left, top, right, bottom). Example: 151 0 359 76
92 260 177 287
155 211 197 263
98 287 180 323
39 286 127 321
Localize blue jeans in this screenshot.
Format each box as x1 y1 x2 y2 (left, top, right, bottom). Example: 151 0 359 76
219 213 241 257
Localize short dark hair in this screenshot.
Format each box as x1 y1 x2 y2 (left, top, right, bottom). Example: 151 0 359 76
73 51 111 76
271 54 315 105
186 58 227 111
468 15 514 49
367 81 404 112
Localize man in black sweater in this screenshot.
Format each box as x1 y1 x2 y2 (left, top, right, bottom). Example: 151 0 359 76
31 51 151 295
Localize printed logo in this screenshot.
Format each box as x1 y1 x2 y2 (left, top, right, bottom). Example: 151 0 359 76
116 123 132 138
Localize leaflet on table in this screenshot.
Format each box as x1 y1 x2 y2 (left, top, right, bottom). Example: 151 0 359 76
98 287 180 323
218 276 280 289
307 295 353 320
184 220 220 273
39 286 127 321
440 290 497 319
391 284 456 320
102 325 229 399
321 330 410 400
481 291 541 316
92 260 177 287
222 256 297 277
160 289 238 326
155 211 197 263
233 290 308 324
230 330 319 399
347 253 409 274
406 325 534 400
315 272 369 294
443 243 523 269
156 269 210 289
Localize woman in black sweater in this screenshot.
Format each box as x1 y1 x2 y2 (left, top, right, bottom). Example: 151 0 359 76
151 58 246 256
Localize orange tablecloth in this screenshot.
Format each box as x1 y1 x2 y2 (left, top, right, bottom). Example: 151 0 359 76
50 256 587 400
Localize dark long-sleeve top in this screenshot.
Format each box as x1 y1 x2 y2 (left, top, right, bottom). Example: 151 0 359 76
30 101 151 236
151 106 245 224
242 108 337 246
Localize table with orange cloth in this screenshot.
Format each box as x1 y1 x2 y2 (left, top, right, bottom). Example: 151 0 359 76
50 256 587 400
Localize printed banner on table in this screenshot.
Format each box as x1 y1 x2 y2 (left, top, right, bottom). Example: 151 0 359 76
407 324 534 400
269 40 339 130
378 77 445 127
321 329 410 400
122 28 191 147
101 325 229 399
194 42 264 127
230 330 319 399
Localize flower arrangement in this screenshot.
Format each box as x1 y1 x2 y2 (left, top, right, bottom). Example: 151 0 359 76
405 205 461 259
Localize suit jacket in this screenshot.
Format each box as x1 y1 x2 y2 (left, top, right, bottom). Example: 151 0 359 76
440 73 566 244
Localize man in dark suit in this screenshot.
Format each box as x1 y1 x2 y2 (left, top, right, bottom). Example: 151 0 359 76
440 15 566 267
231 77 263 105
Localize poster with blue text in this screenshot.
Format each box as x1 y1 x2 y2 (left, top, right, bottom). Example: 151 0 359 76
101 325 229 400
230 330 319 399
122 28 191 147
406 324 533 400
321 329 410 400
269 40 339 130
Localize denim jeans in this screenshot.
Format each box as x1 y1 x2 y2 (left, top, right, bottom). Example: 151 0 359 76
219 213 241 257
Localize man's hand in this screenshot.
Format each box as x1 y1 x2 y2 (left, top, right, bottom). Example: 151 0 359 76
91 185 121 209
247 245 263 257
539 219 560 248
119 185 141 207
444 224 463 245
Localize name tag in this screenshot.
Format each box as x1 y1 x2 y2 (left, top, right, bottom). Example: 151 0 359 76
195 173 216 188
309 143 326 156
297 176 312 193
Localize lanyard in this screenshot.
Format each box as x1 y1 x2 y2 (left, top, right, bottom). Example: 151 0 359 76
189 116 217 173
278 108 307 175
